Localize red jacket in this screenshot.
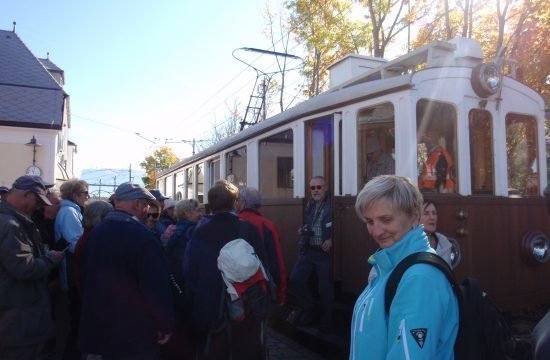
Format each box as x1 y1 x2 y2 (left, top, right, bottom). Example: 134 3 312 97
238 209 287 304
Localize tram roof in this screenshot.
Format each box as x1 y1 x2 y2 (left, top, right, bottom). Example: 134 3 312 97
159 73 412 176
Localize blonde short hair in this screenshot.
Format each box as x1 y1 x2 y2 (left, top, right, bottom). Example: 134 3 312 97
355 175 423 222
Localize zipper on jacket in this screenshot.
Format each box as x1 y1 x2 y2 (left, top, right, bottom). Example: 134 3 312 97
359 301 368 332
399 318 411 360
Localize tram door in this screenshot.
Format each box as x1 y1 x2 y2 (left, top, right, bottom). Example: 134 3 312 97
305 116 334 191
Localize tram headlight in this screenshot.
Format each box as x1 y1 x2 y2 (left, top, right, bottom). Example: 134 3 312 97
470 62 503 98
521 231 550 266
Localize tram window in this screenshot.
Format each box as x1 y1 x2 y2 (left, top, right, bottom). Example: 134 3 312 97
417 99 457 193
259 129 294 198
197 163 204 203
176 171 184 199
357 103 395 188
226 146 247 188
469 109 494 194
186 167 194 199
208 158 220 190
165 175 174 198
506 114 539 196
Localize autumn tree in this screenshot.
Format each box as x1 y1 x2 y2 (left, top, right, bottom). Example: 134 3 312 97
264 4 302 112
506 0 549 101
140 146 180 188
411 0 548 102
360 0 430 57
287 0 370 97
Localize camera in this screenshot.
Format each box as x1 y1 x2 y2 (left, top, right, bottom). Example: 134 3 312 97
298 224 315 248
299 224 315 237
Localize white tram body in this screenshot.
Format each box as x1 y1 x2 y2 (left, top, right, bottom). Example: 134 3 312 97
158 37 549 310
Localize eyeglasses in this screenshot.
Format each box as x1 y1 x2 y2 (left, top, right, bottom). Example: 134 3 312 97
147 213 160 219
78 191 90 197
310 185 323 190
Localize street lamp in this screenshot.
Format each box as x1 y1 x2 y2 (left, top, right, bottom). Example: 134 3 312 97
25 135 42 176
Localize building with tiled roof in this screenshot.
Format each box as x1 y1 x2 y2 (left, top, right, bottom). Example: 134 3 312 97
0 28 76 188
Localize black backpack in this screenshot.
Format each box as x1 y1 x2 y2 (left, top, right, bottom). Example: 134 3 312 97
385 252 514 360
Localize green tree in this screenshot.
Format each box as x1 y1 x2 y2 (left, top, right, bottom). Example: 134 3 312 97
287 0 370 97
140 146 180 188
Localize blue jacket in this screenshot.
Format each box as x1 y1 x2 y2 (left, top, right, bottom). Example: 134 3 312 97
166 219 196 286
78 210 175 358
55 199 84 289
55 199 84 252
350 226 458 360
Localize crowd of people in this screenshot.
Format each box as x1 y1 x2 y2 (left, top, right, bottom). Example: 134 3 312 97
0 173 547 360
0 176 289 360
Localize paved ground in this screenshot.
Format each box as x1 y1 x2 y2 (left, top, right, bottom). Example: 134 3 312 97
267 328 326 360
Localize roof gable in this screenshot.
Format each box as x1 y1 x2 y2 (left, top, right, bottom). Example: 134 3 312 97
0 29 65 129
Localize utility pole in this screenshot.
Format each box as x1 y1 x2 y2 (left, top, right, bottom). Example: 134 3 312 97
99 179 102 199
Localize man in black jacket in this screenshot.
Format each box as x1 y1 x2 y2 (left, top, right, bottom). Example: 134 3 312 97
78 182 174 359
184 180 268 359
0 176 64 359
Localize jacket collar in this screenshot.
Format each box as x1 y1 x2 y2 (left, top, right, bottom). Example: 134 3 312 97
0 201 34 227
104 209 144 226
239 208 261 217
368 225 432 277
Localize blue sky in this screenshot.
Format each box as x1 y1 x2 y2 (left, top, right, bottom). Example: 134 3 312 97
1 0 294 176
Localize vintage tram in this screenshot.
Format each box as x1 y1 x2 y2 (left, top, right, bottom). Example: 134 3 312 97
157 37 549 313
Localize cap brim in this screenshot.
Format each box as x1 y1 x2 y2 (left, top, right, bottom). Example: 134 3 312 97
148 199 160 207
37 192 53 206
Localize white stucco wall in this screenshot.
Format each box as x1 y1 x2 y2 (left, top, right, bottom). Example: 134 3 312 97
0 126 60 187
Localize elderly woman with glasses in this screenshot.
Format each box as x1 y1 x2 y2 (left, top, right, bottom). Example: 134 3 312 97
55 178 90 279
54 178 90 358
349 175 458 360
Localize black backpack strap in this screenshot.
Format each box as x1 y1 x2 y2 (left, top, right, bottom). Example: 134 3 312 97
238 219 250 240
385 252 460 315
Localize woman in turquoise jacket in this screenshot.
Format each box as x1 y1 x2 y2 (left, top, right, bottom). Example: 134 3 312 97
350 175 458 359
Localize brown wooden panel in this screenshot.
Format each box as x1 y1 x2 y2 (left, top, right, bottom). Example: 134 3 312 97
260 198 305 275
416 195 550 311
261 195 550 312
333 196 378 294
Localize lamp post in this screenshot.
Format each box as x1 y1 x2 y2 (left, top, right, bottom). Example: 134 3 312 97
24 136 42 176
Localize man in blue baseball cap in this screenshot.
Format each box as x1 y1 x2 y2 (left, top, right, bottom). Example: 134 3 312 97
0 176 64 359
78 182 174 358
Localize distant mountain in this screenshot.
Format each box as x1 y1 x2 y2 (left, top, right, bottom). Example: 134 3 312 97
80 168 146 199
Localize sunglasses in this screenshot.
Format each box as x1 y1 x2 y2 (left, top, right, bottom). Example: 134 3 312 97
310 185 323 190
147 213 160 219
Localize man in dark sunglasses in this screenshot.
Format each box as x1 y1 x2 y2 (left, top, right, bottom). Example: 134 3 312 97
145 204 164 240
288 175 334 333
